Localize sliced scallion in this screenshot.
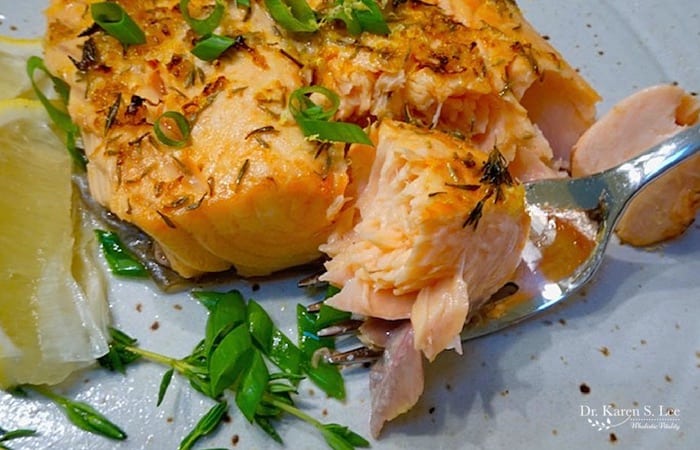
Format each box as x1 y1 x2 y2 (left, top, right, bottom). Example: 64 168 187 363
264 0 319 32
351 0 390 35
26 56 87 170
326 0 389 36
296 119 372 144
90 2 146 46
289 86 372 145
191 34 242 61
180 0 227 35
153 111 191 148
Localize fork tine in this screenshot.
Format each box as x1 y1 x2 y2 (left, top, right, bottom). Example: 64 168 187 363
316 319 364 337
306 299 323 313
326 346 383 365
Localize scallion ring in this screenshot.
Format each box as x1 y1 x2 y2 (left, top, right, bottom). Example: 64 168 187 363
289 86 372 145
153 111 191 148
264 0 319 32
90 2 146 46
180 0 227 35
289 85 340 121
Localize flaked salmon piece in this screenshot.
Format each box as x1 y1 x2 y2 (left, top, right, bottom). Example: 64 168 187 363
368 321 423 438
306 0 599 179
322 120 530 360
44 0 350 277
571 84 700 246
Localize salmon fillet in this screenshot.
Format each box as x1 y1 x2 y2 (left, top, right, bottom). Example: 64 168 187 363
44 0 350 277
571 85 700 246
306 0 600 179
44 0 596 278
42 0 608 439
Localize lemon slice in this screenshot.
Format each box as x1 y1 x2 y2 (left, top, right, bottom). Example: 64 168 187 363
0 98 109 388
0 35 48 101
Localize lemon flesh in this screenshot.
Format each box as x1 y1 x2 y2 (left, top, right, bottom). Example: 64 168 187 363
0 36 47 101
0 99 109 388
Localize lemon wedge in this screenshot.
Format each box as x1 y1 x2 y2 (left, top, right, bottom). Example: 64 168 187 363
0 98 109 388
0 35 48 101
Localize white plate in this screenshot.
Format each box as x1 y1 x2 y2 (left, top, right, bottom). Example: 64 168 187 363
1 1 698 449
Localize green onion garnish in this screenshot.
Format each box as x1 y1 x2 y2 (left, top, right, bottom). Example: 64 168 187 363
328 0 389 36
289 86 372 145
264 0 319 32
191 34 243 61
153 111 191 147
180 0 227 35
90 2 146 46
26 56 87 170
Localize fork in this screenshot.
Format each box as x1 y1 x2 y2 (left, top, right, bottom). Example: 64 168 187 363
313 123 700 364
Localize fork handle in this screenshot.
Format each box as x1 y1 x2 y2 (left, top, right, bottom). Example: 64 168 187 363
602 122 700 218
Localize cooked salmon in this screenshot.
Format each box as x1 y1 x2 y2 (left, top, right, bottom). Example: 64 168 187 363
43 0 606 438
321 120 530 360
44 0 350 277
571 85 700 246
44 0 597 279
306 0 600 180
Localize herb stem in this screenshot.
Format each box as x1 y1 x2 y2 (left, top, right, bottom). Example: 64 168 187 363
123 345 197 375
263 392 321 428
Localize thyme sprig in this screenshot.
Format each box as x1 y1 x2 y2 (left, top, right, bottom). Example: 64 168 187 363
98 289 369 450
0 426 37 450
27 385 127 440
463 146 514 229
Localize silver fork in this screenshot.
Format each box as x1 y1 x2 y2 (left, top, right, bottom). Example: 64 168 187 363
313 123 700 364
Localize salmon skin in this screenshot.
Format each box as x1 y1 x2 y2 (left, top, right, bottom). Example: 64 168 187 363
44 0 598 278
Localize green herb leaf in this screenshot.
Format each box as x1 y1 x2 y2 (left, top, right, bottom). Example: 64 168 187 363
178 401 228 450
322 423 371 449
153 111 191 148
90 2 146 45
98 327 142 373
289 86 372 145
0 428 37 444
95 230 148 278
315 303 352 330
264 0 319 32
208 324 253 397
29 386 126 441
248 300 304 378
25 56 87 170
235 351 269 422
180 0 227 35
254 415 284 444
201 290 247 356
157 368 175 407
325 284 341 298
297 305 346 399
62 400 127 440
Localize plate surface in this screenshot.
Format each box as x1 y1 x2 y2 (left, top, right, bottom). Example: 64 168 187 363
1 1 698 449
